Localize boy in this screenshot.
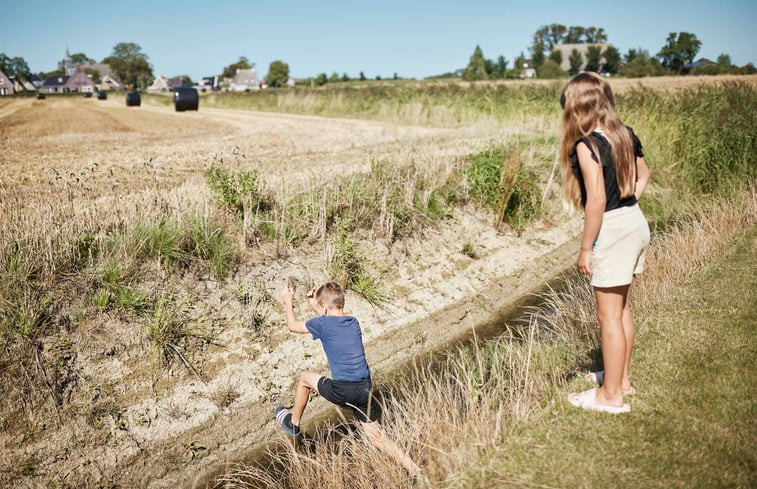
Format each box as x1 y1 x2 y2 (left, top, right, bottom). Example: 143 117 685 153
276 281 420 478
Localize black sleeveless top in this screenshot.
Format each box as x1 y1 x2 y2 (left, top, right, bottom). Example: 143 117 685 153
570 127 644 211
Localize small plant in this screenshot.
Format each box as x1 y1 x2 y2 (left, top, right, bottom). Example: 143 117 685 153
211 385 240 408
142 291 210 377
204 167 272 216
461 241 477 258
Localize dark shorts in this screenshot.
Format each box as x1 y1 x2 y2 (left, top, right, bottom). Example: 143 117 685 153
317 377 377 423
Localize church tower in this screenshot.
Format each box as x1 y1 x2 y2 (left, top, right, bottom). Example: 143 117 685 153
64 46 75 76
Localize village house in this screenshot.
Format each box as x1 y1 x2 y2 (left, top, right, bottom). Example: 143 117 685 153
515 59 537 78
552 43 609 73
0 70 15 95
230 68 260 91
148 75 183 93
64 64 95 92
40 75 69 93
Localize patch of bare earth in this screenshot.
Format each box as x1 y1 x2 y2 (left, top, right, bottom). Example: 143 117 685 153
0 97 580 488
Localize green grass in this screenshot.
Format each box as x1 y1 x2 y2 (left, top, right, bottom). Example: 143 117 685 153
473 228 757 488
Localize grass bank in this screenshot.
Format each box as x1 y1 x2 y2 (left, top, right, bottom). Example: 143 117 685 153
219 190 755 488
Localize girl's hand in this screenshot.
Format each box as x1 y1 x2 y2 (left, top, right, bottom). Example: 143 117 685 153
577 248 592 276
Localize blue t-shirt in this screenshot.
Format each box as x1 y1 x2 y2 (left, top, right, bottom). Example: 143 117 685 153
305 315 371 382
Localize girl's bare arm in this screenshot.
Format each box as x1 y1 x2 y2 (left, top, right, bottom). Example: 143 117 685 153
634 156 650 200
576 142 606 275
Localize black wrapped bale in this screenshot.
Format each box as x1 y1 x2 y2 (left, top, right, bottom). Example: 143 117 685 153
97 90 107 100
84 92 93 98
125 92 141 107
36 93 45 100
173 87 199 112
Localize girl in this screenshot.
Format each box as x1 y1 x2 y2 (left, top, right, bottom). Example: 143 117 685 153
560 72 650 414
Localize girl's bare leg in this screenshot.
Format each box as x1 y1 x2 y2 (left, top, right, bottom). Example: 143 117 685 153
621 279 636 392
594 284 630 407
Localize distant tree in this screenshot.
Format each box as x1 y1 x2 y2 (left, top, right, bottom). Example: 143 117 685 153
221 56 252 79
70 52 93 64
537 60 565 79
342 72 350 82
620 48 668 77
178 75 193 86
738 63 756 74
0 53 31 79
484 58 497 78
496 55 508 78
624 48 641 64
329 71 340 83
531 25 550 68
375 74 382 80
549 49 563 66
569 49 583 75
393 72 398 80
315 73 328 86
103 42 154 89
584 27 607 43
585 45 603 72
603 45 621 74
463 45 488 81
267 60 289 87
657 32 701 73
359 71 366 81
84 67 101 83
565 26 585 43
716 53 732 67
549 23 567 47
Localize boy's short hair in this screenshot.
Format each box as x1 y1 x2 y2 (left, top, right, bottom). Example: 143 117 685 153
316 282 345 309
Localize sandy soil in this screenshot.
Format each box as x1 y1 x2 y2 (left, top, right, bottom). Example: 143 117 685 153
0 95 582 488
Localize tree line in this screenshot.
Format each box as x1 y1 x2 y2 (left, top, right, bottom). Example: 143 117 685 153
458 24 755 81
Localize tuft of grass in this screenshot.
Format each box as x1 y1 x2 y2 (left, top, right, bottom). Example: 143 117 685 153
141 291 211 376
329 222 389 308
187 215 237 278
131 220 187 267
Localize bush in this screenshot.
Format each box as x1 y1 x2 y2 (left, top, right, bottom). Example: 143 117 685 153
204 167 271 216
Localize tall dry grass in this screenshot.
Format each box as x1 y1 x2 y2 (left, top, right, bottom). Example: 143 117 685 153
217 189 756 488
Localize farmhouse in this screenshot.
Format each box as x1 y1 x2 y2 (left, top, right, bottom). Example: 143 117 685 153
516 59 536 78
552 43 609 72
148 76 184 93
230 68 260 91
41 75 69 93
64 64 95 92
0 70 15 95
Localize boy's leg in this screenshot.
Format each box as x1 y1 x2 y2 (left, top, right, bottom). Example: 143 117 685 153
360 421 420 478
291 371 323 426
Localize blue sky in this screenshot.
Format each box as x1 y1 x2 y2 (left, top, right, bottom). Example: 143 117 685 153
0 0 754 80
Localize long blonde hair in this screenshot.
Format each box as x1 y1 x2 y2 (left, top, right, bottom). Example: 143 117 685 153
559 72 635 210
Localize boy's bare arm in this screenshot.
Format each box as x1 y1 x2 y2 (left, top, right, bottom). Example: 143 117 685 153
281 283 309 334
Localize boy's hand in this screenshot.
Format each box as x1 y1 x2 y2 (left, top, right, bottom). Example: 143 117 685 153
281 282 295 304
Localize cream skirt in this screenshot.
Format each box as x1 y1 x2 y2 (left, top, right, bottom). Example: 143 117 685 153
591 203 650 288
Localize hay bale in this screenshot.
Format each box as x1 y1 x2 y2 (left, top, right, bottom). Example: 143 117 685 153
173 87 199 112
96 90 107 100
125 92 141 107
